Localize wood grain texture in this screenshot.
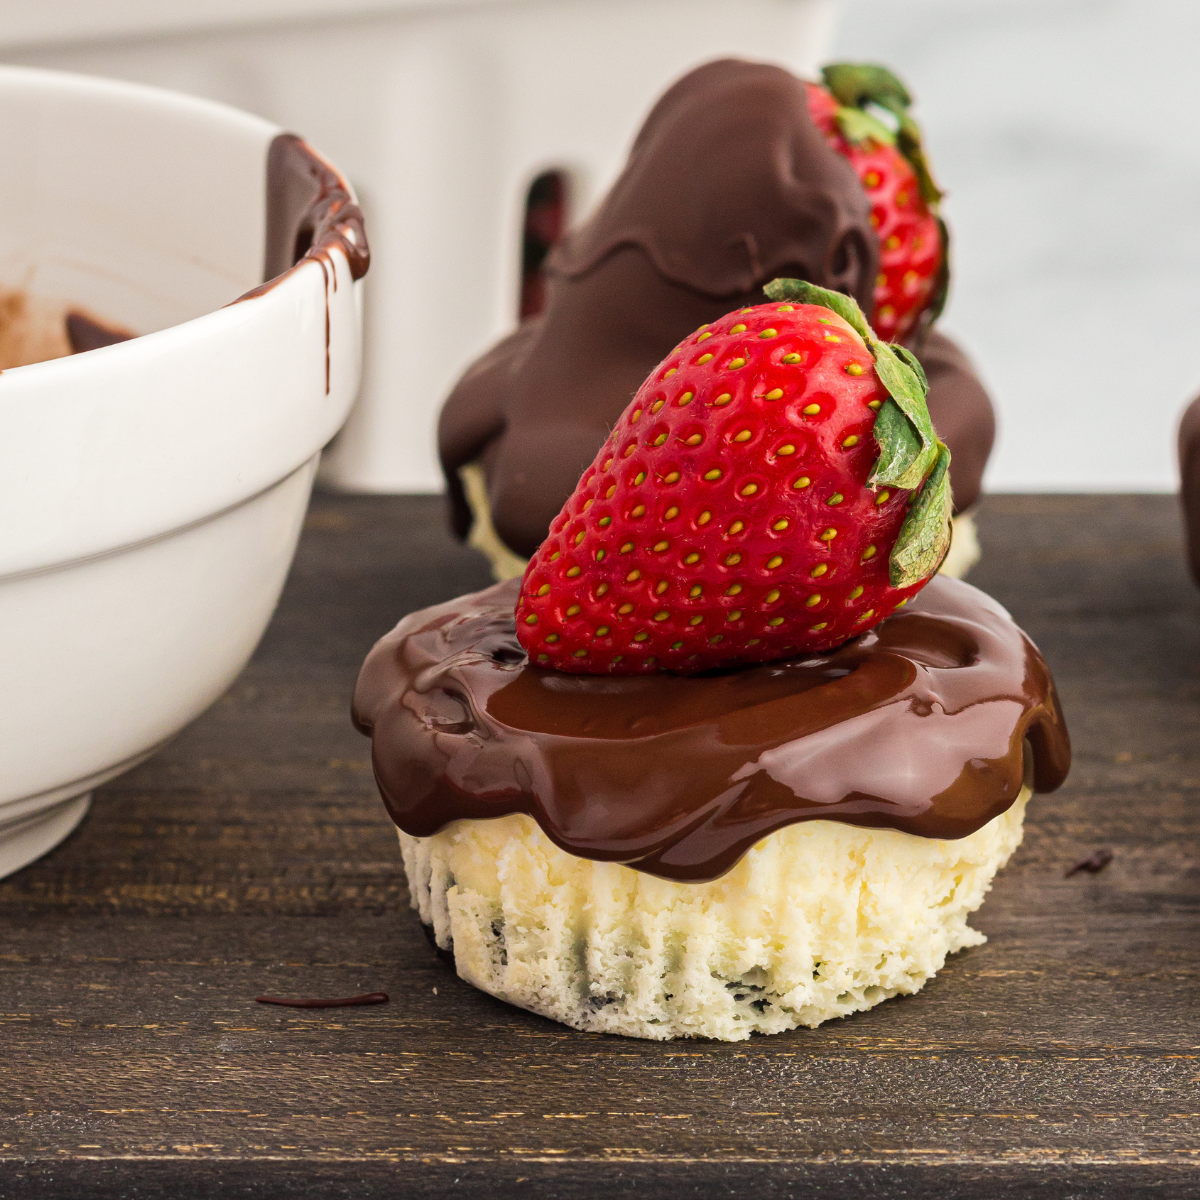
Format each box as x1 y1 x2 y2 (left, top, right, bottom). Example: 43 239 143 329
2 493 1198 1199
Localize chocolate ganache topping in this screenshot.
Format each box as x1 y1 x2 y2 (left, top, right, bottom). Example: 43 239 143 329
353 575 1069 883
439 59 995 561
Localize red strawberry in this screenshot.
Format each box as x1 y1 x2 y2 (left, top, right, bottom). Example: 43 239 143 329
515 280 951 675
805 64 946 344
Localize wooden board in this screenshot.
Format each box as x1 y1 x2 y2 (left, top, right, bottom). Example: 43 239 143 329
2 493 1198 1199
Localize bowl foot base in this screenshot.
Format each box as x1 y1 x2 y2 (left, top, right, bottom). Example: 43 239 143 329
0 793 91 880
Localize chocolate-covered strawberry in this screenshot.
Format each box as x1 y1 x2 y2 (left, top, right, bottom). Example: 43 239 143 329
807 63 946 343
515 280 951 675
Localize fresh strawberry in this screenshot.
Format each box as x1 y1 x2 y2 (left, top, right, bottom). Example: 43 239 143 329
515 280 951 675
805 63 946 344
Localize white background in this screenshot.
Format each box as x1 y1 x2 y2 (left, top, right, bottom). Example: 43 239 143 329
833 0 1200 493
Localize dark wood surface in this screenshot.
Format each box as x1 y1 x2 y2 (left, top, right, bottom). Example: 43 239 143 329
3 493 1199 1199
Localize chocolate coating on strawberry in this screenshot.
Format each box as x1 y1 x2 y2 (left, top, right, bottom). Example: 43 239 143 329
353 574 1071 881
439 59 995 559
548 60 877 303
515 292 950 674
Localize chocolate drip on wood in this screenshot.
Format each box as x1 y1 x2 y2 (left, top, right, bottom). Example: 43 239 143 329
1064 849 1112 878
255 992 388 1009
353 576 1069 883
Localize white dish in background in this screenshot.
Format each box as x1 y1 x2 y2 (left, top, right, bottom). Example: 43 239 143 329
0 0 837 493
0 66 368 879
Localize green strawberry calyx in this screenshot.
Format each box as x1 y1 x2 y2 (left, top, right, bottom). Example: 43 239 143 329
762 278 952 588
820 62 943 211
819 62 950 341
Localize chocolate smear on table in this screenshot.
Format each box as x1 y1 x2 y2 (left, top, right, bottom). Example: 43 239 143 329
438 58 995 561
255 992 388 1009
353 575 1070 883
1065 849 1113 878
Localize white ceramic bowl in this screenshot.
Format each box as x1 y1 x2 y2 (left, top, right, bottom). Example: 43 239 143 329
0 67 367 878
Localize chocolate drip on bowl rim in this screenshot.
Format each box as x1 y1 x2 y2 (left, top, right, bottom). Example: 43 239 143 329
353 576 1069 883
260 132 369 287
233 133 370 392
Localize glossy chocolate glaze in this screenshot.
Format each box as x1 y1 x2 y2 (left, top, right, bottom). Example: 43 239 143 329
1178 394 1200 584
439 59 995 559
549 60 877 302
353 575 1069 883
261 132 369 285
235 134 369 390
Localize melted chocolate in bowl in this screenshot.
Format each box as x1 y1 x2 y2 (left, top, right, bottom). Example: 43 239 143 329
353 576 1069 882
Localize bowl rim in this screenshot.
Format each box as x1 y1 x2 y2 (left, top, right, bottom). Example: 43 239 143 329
0 66 370 577
0 64 369 367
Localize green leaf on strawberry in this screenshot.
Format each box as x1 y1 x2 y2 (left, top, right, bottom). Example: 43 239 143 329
869 344 939 486
820 62 913 115
762 278 941 490
805 63 948 343
833 106 896 149
890 441 952 586
820 62 944 209
892 343 929 392
868 399 925 490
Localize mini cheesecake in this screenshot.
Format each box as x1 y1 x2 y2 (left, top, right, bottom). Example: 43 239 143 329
353 575 1069 1040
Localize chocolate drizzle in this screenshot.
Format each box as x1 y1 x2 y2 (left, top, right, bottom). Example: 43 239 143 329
353 575 1069 883
261 132 369 286
438 59 994 559
235 132 370 391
